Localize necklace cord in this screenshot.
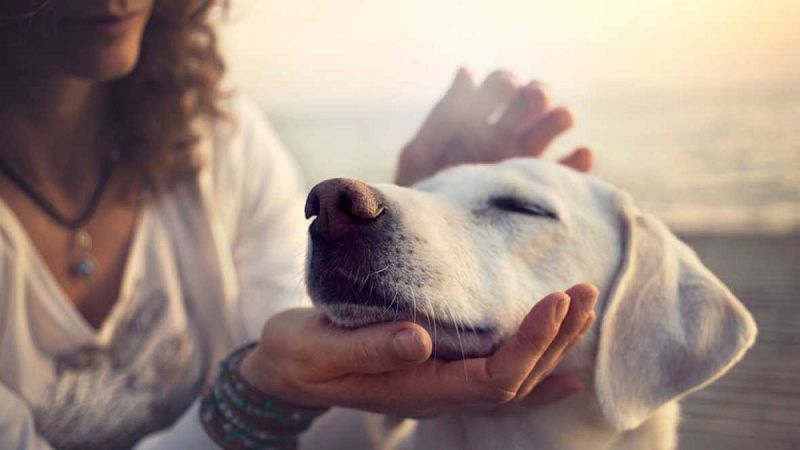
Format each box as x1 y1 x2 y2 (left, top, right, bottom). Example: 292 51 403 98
0 152 118 230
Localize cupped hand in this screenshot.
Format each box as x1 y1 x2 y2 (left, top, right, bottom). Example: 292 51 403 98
240 284 598 418
396 68 593 187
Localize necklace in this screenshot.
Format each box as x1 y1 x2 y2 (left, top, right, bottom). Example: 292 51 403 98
0 150 119 279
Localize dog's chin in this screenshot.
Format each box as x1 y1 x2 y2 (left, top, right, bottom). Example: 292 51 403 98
315 302 501 361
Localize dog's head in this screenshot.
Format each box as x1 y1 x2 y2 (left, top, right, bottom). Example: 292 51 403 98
304 158 756 430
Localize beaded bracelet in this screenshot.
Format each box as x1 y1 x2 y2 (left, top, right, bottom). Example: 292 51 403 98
200 343 330 450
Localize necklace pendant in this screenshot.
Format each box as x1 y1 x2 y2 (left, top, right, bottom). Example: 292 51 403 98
72 257 97 278
71 229 97 279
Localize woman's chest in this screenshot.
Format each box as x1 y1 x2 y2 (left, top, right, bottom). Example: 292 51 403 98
0 177 141 329
0 239 211 449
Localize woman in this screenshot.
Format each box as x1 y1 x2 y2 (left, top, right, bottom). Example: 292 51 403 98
0 1 598 448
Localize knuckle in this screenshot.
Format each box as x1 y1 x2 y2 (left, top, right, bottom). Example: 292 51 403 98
518 375 545 399
283 342 333 381
260 335 294 368
523 83 548 104
277 366 308 392
304 351 341 379
285 338 314 366
348 340 381 367
483 383 518 404
517 330 549 355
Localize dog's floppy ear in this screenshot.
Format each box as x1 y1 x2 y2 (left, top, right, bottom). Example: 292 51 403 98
594 193 757 431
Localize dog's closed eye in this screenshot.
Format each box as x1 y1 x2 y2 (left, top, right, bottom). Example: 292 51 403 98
489 196 559 220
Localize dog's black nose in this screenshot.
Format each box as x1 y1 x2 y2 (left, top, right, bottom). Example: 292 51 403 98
305 178 385 240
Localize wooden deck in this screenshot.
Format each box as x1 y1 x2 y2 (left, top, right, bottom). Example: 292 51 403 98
678 233 800 449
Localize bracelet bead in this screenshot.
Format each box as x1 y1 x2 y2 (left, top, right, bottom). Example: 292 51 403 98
200 343 330 449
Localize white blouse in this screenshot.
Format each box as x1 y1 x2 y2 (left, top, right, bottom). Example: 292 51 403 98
0 98 311 449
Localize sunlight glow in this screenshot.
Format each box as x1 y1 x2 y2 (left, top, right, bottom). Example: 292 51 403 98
221 0 800 110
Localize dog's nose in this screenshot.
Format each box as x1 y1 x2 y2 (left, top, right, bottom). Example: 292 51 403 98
305 178 385 240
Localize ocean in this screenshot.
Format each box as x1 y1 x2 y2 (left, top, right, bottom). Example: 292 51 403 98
266 80 800 235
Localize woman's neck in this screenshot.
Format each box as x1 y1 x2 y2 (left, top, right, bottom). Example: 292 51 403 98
0 68 111 197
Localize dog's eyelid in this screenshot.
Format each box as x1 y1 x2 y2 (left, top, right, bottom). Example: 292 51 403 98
488 196 559 219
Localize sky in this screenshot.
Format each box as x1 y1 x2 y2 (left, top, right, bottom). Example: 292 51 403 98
219 0 800 111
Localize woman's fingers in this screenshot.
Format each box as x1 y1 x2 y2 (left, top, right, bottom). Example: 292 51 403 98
431 293 579 409
559 147 594 172
294 288 593 415
252 282 595 416
336 293 570 412
483 82 550 163
515 284 598 397
518 107 574 157
495 82 549 135
561 310 596 356
439 67 475 117
492 374 585 414
414 68 475 145
482 292 569 394
470 70 518 125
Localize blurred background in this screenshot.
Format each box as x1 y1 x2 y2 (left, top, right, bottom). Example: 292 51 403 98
219 1 799 448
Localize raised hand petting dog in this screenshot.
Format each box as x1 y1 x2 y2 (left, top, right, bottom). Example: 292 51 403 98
396 68 594 186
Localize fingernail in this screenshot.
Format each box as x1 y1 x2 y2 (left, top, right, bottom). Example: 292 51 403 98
393 329 426 361
555 295 570 323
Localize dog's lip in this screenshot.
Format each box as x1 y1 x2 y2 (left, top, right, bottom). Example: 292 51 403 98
317 302 502 360
309 257 502 359
327 302 495 335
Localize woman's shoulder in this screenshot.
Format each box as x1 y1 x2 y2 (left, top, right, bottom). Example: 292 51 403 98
203 95 301 185
195 95 306 241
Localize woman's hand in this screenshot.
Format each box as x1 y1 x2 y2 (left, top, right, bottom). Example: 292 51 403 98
396 68 593 187
239 283 597 418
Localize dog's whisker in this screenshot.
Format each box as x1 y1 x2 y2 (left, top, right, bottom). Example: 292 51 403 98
382 286 399 320
410 286 418 328
422 300 433 340
368 265 390 277
443 304 469 381
425 298 438 359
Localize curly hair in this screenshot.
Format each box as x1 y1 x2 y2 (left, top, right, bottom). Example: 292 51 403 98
1 0 229 192
114 1 228 191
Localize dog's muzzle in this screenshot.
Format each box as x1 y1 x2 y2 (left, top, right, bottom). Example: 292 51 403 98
304 178 399 310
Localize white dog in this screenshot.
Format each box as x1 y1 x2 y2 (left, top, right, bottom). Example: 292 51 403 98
302 158 757 450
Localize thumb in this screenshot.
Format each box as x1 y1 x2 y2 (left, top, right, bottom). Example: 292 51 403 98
416 68 474 142
316 322 433 376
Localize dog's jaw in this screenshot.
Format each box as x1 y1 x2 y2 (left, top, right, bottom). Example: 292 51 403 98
305 185 512 361
316 302 503 360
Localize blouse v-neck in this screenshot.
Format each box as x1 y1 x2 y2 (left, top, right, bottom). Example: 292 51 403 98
0 196 151 346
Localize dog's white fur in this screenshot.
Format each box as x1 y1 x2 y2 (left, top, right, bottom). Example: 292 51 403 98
304 158 757 450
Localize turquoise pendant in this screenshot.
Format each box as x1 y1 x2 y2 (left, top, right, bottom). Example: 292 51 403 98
71 229 96 279
72 258 96 278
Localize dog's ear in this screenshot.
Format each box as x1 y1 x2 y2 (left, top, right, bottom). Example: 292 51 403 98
594 193 757 431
